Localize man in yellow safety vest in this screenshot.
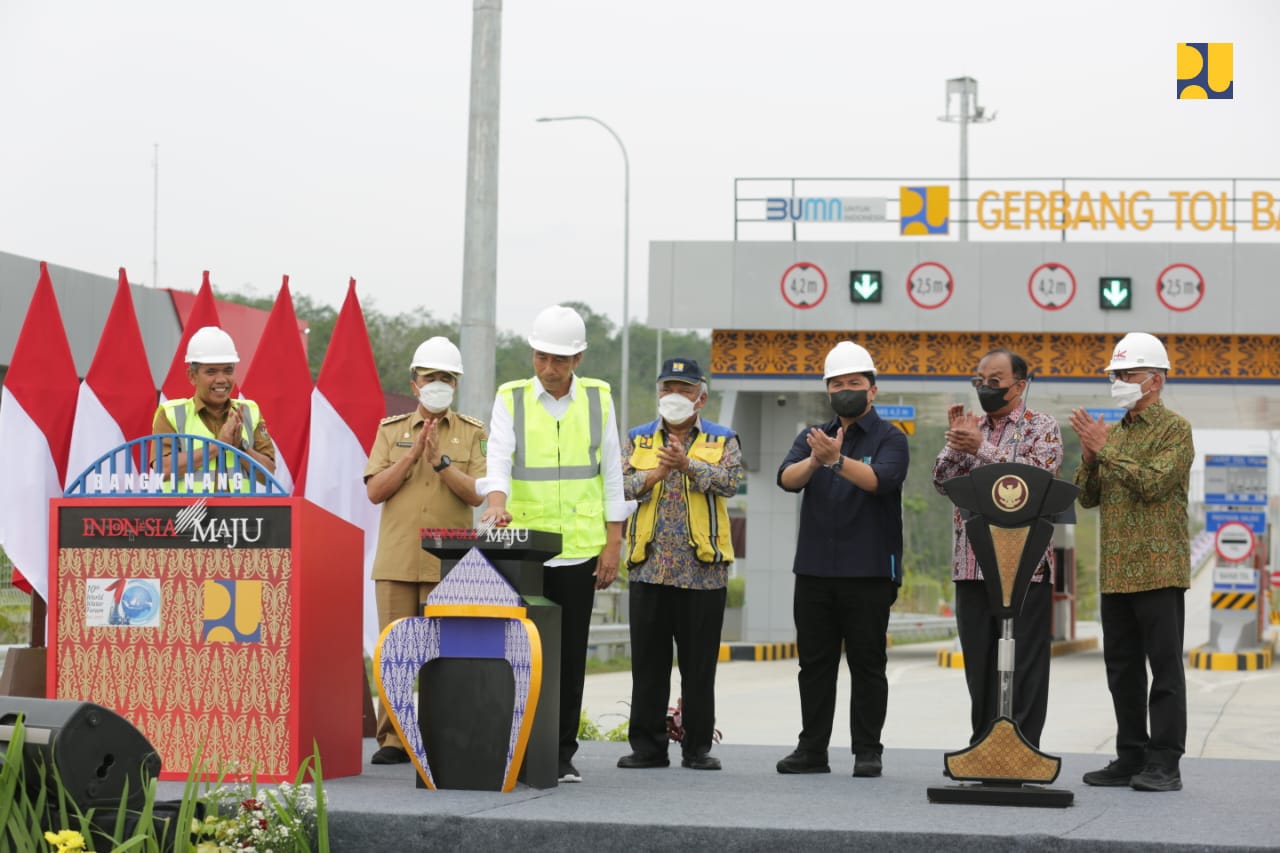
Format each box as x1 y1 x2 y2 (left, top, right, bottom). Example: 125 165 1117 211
152 326 275 491
478 304 634 785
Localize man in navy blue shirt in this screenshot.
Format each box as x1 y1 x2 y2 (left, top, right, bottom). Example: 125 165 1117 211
775 341 909 779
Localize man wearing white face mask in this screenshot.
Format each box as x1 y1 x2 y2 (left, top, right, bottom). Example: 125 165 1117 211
616 358 743 772
363 336 487 765
1068 332 1193 793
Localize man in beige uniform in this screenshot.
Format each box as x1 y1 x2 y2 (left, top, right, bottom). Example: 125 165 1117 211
363 337 488 765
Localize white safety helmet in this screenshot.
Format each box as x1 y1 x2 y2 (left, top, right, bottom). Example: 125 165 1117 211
528 305 588 356
823 341 876 380
410 336 464 375
1104 332 1170 372
185 326 240 364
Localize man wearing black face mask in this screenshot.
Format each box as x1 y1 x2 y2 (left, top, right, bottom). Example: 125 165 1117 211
775 341 909 779
931 347 1063 748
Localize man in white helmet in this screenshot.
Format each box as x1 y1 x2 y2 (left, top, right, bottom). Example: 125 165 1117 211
362 336 488 765
775 341 909 779
1069 332 1193 793
477 304 635 784
152 325 276 488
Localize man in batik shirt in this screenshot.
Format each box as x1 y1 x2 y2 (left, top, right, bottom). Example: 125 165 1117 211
616 358 744 773
932 347 1063 747
1070 332 1192 793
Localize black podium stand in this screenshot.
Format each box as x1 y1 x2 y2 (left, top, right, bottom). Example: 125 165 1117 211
927 463 1078 808
422 529 563 791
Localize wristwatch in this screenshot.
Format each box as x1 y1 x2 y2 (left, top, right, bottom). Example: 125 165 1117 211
826 454 844 472
432 455 452 472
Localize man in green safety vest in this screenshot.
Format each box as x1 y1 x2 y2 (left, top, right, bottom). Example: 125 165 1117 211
478 304 635 785
152 325 276 492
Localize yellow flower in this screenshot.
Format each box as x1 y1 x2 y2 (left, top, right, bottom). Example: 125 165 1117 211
43 830 87 852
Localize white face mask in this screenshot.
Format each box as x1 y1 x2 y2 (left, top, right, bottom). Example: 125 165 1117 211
418 381 454 414
1110 376 1150 410
658 393 697 424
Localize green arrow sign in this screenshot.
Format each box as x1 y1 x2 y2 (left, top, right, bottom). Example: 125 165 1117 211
850 270 882 303
1099 276 1131 310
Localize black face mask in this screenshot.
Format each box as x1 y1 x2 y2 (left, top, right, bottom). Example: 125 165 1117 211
976 384 1015 414
830 389 869 419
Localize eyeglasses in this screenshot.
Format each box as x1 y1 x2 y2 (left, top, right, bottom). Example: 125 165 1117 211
970 377 1016 390
1107 370 1151 383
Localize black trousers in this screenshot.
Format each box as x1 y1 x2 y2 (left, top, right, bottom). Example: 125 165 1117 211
1100 587 1187 770
543 559 599 763
793 574 898 757
627 581 727 759
954 579 1052 746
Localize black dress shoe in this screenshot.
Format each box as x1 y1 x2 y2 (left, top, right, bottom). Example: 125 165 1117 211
776 749 830 774
853 752 882 777
370 745 410 765
617 752 670 769
681 754 721 770
1083 759 1142 787
1129 764 1182 792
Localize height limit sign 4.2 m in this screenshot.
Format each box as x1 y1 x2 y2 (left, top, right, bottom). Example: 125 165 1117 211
1028 263 1077 311
780 262 828 310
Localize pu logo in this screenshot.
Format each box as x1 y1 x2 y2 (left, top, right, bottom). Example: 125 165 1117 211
899 186 950 236
202 579 263 643
1177 43 1233 99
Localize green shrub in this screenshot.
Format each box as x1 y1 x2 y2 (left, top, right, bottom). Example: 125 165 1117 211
1 716 330 852
726 576 745 609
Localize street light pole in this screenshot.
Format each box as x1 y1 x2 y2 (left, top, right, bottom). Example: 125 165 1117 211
536 115 630 435
938 77 995 241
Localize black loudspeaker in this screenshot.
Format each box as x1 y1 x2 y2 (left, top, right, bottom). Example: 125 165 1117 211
0 698 162 809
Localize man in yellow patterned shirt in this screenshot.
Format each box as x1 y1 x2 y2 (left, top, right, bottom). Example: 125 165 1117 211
1069 332 1193 794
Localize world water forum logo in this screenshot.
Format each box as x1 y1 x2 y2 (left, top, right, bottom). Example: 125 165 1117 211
1177 43 1233 99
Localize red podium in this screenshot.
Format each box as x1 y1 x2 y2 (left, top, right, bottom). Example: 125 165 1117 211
46 497 363 782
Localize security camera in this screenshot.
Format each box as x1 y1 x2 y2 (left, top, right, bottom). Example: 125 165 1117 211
776 394 787 407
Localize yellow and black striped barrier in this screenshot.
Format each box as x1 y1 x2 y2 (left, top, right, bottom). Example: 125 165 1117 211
1187 645 1274 671
937 636 1099 668
718 642 798 662
1211 592 1257 610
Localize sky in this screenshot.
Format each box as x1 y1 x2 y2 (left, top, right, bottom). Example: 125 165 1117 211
1 0 1277 335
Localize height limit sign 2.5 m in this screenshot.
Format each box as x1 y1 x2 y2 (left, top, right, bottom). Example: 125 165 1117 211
906 261 953 309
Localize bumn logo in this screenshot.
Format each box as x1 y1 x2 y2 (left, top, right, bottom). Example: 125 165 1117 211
1177 43 1233 99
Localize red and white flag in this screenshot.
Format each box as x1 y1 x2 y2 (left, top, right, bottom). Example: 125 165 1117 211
240 276 313 495
160 270 223 402
65 268 158 490
304 279 385 652
0 262 81 601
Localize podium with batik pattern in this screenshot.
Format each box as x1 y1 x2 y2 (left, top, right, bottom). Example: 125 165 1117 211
46 497 364 782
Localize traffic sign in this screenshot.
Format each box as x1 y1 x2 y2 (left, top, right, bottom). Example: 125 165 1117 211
1028 263 1076 310
1206 510 1267 534
1204 454 1267 506
877 405 916 421
1214 521 1256 563
850 270 882 303
1084 407 1126 423
1099 276 1132 310
1271 571 1280 589
1214 566 1258 591
1156 262 1205 312
906 261 953 309
780 262 827 309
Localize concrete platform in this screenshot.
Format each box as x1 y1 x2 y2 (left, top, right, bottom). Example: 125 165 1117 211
300 739 1277 851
